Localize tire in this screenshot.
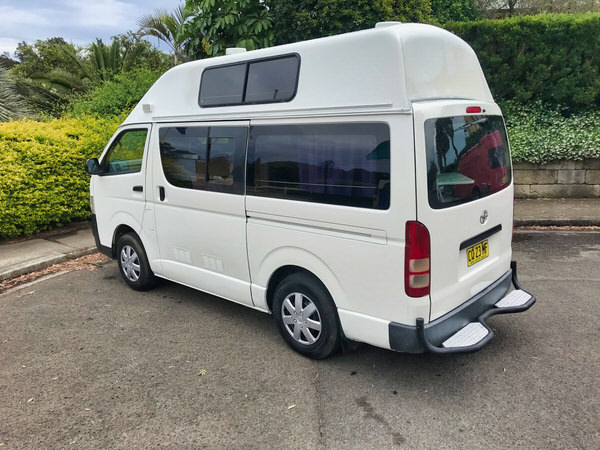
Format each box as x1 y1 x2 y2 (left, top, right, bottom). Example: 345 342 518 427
272 273 341 359
116 232 157 291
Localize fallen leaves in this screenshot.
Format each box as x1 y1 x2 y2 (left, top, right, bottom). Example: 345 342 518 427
0 252 109 293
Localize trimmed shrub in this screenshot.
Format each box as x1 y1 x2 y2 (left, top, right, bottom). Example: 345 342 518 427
503 101 600 164
0 115 124 238
446 14 600 111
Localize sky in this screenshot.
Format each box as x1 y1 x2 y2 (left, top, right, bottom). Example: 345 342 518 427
0 0 185 57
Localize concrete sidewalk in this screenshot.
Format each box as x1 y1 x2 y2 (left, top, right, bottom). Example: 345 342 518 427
1 198 599 282
0 228 97 281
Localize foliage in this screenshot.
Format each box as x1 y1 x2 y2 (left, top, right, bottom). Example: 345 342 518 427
446 13 600 111
0 114 125 238
503 100 600 163
431 0 480 24
8 35 171 117
183 0 273 57
89 38 127 81
268 0 432 45
138 5 193 64
13 38 80 79
0 52 18 69
476 0 600 18
69 67 162 117
0 67 36 121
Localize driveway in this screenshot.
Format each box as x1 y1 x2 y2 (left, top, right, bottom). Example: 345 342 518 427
1 231 599 448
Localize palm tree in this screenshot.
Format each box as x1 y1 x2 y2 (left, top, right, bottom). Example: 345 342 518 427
0 67 35 121
137 5 191 64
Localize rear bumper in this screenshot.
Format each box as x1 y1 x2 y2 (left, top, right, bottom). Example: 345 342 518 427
389 261 535 354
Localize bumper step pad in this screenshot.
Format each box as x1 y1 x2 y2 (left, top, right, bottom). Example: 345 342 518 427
415 261 536 354
495 289 532 308
442 322 489 348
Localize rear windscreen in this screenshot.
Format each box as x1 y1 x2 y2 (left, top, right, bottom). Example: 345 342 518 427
425 115 511 209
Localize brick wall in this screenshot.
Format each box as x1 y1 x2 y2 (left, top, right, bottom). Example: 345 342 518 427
513 159 600 198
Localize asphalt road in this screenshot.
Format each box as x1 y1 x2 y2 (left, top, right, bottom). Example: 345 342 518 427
1 231 599 449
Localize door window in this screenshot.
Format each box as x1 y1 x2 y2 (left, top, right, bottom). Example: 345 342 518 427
159 126 246 194
101 129 148 174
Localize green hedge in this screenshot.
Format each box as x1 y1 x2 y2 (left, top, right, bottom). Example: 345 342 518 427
446 13 600 111
0 115 124 238
503 101 600 164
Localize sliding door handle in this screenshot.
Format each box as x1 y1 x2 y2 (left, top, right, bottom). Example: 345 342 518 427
158 186 165 201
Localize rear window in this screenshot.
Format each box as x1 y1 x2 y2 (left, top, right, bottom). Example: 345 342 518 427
425 115 511 209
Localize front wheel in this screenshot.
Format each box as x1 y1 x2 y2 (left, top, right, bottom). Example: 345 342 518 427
272 273 341 359
116 233 157 291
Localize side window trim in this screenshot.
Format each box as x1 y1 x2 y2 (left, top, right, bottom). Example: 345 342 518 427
99 126 150 177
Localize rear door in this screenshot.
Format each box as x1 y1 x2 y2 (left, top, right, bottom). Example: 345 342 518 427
413 101 514 321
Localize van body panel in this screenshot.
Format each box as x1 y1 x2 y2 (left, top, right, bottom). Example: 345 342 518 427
149 121 253 306
246 115 417 326
124 24 493 126
412 101 514 321
337 309 391 349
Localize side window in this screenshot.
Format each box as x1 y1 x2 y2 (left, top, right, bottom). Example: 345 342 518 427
199 63 246 107
159 126 209 189
247 123 390 209
159 125 246 194
102 129 147 174
198 54 300 108
245 56 299 103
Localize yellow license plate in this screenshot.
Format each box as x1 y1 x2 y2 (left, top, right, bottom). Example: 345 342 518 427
467 240 489 267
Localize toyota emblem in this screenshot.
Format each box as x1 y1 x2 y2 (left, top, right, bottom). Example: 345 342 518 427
480 210 489 224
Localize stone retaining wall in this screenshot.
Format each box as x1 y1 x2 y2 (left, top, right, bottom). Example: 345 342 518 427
513 159 600 198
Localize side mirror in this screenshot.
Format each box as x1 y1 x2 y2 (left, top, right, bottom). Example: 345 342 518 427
84 158 102 175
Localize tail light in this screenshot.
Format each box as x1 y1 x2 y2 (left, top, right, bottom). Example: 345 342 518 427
405 221 430 297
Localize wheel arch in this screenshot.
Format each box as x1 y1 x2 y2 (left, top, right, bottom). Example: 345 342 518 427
256 247 346 314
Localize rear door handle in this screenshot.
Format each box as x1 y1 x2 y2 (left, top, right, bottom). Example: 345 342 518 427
158 186 165 201
133 185 143 192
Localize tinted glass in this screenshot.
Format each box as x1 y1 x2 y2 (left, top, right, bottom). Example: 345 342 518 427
159 126 246 194
207 126 247 193
245 56 299 103
425 115 512 209
102 129 147 174
248 123 390 209
199 63 246 106
159 126 209 189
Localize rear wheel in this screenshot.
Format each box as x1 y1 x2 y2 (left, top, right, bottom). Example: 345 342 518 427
116 233 157 291
272 273 341 359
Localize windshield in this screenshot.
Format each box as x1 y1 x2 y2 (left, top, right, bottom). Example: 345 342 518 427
425 115 511 209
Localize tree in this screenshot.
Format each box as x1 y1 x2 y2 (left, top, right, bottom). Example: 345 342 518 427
431 0 480 23
137 5 192 64
0 52 17 69
13 38 79 79
182 0 273 58
268 0 432 46
0 67 35 121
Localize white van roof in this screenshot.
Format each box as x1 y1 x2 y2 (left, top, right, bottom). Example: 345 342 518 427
124 23 493 124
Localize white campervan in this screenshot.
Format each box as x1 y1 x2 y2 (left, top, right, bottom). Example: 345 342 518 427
85 23 535 359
